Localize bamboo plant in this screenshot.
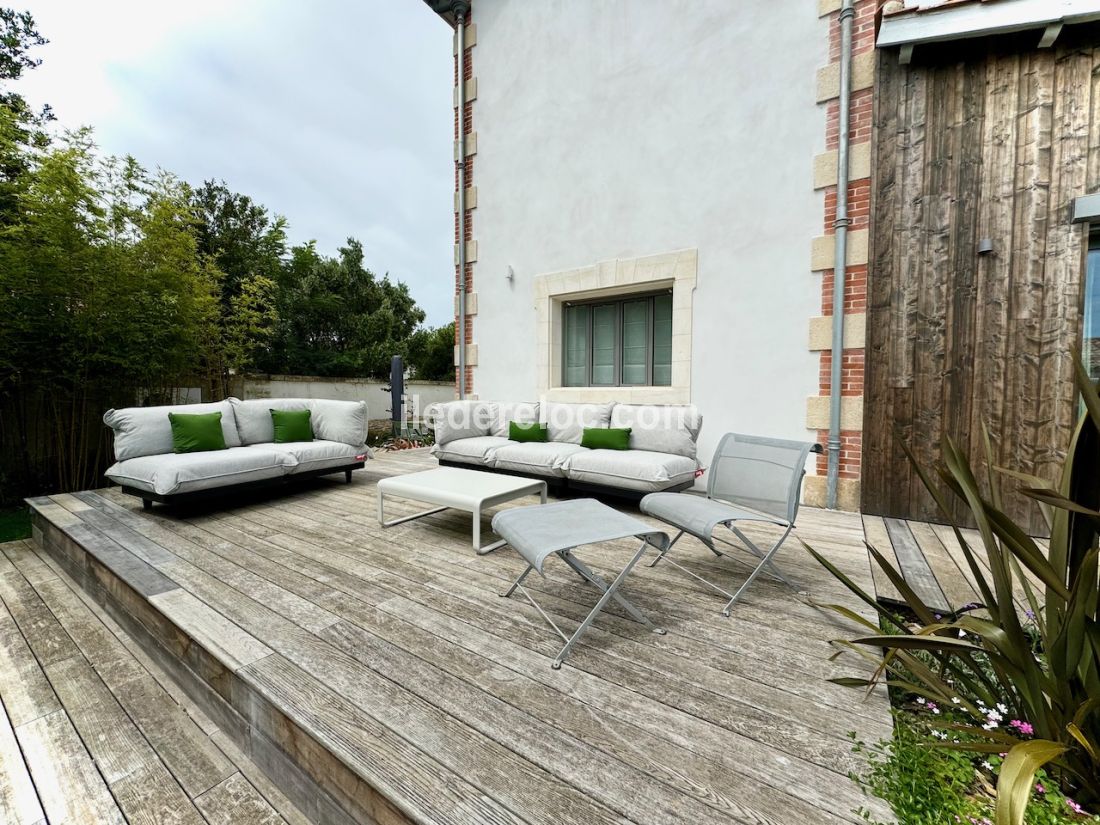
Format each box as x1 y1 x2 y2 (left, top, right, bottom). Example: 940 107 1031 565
809 356 1100 825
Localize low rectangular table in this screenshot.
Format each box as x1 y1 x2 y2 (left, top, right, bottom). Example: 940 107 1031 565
377 467 547 554
491 498 670 669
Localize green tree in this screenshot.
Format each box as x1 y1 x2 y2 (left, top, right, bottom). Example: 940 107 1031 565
407 322 455 382
0 8 51 223
265 238 425 378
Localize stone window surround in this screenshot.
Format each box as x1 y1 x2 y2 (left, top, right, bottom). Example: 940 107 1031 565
534 249 696 405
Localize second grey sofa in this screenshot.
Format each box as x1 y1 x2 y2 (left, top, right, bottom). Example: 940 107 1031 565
429 400 701 497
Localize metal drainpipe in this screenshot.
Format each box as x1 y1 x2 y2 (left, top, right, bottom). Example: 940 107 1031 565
454 2 470 399
826 0 855 510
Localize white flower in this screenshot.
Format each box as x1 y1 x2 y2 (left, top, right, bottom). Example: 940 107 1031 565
951 697 961 704
931 730 948 739
917 697 926 705
982 761 993 771
997 703 1008 715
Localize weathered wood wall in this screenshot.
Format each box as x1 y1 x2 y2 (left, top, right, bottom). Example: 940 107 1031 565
863 28 1099 535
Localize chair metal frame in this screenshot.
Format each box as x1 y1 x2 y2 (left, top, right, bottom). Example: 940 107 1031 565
643 433 820 617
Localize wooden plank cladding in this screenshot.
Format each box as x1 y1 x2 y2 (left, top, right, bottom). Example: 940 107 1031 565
864 27 1100 535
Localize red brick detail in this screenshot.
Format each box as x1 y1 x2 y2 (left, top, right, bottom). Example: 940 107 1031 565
453 11 475 397
816 1 880 485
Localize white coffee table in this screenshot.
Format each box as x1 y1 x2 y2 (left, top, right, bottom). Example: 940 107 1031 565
377 467 548 554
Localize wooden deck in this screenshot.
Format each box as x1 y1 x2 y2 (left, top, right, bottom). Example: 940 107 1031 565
0 538 312 825
863 513 1047 615
20 448 894 825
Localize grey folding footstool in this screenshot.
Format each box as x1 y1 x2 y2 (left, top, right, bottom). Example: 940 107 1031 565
491 498 670 669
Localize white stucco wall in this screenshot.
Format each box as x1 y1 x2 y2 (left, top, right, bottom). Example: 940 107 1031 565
468 0 827 470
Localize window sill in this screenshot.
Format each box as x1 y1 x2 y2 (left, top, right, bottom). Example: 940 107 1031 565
543 386 690 405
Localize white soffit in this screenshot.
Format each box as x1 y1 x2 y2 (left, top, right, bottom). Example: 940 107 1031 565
878 0 1100 48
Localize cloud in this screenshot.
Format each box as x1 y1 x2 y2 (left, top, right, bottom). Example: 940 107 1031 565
15 0 456 325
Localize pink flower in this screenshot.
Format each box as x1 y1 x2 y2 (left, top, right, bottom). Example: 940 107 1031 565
1010 720 1034 736
1067 798 1086 815
1035 782 1046 794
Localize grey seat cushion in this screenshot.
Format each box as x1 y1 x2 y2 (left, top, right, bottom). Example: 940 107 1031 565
490 441 588 478
431 436 511 466
609 404 702 459
262 440 366 474
640 492 786 539
105 447 294 496
563 449 697 493
104 399 242 461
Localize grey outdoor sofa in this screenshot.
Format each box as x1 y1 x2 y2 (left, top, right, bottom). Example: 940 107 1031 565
428 400 701 499
103 397 370 508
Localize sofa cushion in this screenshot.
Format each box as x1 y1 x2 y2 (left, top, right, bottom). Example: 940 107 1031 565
609 404 702 459
563 449 697 493
431 436 511 467
230 398 367 448
263 440 365 473
509 422 548 443
490 402 539 438
105 447 293 496
308 399 367 447
271 409 314 443
490 441 588 478
168 412 228 454
105 399 242 462
540 402 615 445
428 400 494 445
230 398 310 445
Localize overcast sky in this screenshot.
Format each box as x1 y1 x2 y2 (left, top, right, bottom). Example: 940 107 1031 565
14 0 456 326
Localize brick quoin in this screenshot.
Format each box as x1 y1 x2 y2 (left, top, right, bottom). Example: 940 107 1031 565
453 9 475 396
818 0 879 486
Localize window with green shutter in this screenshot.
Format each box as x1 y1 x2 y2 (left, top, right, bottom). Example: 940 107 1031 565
561 291 673 387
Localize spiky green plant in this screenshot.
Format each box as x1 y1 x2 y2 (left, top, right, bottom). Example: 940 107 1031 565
810 355 1100 825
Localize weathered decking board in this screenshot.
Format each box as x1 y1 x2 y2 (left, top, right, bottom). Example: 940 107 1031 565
26 449 895 825
863 513 1043 617
0 538 312 825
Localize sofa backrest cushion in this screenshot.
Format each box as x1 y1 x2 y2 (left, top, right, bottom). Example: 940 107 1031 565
428 400 494 446
490 401 539 438
230 398 367 447
104 399 242 462
541 401 615 445
230 398 310 445
308 399 368 447
610 403 702 459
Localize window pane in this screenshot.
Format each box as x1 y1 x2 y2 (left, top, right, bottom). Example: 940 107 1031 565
1088 234 1100 382
563 305 588 387
652 293 673 386
621 299 649 385
591 304 616 385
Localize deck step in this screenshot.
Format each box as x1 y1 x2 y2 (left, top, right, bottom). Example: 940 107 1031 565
0 536 311 825
29 494 414 825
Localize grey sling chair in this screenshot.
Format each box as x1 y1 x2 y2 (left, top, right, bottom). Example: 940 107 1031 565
640 433 822 617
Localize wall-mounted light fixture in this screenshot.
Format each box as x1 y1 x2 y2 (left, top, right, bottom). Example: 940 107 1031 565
506 265 515 282
977 238 994 255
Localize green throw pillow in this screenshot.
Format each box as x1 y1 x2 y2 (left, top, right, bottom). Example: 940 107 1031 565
168 412 227 454
509 421 548 443
581 427 632 450
271 409 313 443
